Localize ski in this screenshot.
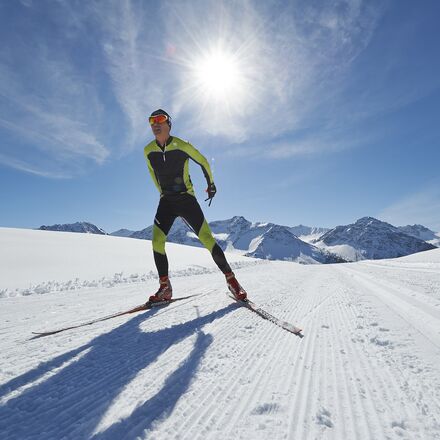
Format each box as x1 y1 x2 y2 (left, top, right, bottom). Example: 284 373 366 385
228 294 303 337
31 294 199 338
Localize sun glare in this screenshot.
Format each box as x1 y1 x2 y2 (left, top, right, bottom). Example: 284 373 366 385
176 40 255 129
192 50 244 102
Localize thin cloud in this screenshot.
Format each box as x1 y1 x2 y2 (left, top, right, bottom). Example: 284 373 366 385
88 0 158 149
1 0 423 178
0 152 71 179
161 0 387 145
0 3 109 178
224 123 377 160
379 185 440 231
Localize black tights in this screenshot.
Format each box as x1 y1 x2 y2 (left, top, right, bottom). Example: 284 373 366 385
152 194 231 277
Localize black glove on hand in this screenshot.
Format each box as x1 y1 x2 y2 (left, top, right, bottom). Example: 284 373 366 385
205 183 217 206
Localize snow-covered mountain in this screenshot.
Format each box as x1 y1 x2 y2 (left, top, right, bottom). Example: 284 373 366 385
129 219 200 246
245 224 344 263
37 216 437 264
130 216 342 264
315 216 436 261
398 224 440 247
209 217 341 263
39 221 107 235
110 228 136 238
288 224 330 242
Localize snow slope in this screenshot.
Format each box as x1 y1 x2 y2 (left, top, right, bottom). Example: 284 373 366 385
1 229 440 439
0 228 252 296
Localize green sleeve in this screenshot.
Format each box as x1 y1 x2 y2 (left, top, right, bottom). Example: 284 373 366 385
144 148 162 194
183 142 214 185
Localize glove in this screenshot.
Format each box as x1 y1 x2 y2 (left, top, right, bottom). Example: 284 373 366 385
205 183 217 206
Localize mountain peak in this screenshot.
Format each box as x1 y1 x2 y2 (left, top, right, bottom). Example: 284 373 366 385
355 217 386 226
39 222 107 235
317 217 435 260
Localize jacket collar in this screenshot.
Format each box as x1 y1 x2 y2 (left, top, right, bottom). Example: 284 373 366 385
155 136 173 150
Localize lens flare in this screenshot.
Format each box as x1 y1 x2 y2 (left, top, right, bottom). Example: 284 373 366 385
193 51 242 99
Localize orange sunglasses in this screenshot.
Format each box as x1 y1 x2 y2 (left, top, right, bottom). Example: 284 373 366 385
149 114 169 125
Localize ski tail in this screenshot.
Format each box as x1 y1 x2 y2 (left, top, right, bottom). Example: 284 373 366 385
228 294 303 337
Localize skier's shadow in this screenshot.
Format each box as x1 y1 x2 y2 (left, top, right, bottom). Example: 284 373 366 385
0 303 236 440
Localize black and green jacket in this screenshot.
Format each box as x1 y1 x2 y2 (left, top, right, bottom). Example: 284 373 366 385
144 136 214 196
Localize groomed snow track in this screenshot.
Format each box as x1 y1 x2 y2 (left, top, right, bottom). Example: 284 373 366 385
1 256 440 439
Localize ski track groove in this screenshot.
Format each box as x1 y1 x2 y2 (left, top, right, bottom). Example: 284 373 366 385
174 313 247 438
332 286 380 439
222 300 291 438
339 268 416 432
152 300 229 439
285 272 324 439
221 327 281 438
169 299 238 436
3 262 440 439
338 265 440 439
168 294 272 440
176 272 305 440
340 265 440 350
211 281 287 439
219 272 307 439
361 261 440 275
326 289 358 439
354 265 440 319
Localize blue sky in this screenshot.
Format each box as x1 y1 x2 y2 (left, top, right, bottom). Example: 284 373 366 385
1 0 440 233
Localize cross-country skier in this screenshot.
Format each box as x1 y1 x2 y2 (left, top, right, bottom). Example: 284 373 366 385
144 109 247 303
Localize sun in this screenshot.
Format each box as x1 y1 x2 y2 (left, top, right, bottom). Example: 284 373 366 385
193 51 241 98
189 48 247 107
172 40 256 131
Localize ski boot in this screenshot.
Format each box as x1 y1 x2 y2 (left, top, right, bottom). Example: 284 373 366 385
149 276 173 303
225 272 247 301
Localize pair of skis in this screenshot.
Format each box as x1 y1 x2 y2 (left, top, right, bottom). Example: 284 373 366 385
31 293 303 338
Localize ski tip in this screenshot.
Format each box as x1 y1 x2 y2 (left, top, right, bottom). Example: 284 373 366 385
29 332 54 340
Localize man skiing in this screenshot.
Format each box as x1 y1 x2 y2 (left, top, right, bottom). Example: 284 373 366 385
144 109 247 303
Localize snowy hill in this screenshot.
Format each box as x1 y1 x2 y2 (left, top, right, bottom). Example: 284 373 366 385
0 228 252 296
1 227 440 439
314 216 436 261
39 221 107 235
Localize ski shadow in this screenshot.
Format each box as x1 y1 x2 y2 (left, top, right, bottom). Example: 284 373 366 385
0 303 236 440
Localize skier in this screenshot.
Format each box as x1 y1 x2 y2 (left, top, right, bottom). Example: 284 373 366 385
144 109 247 303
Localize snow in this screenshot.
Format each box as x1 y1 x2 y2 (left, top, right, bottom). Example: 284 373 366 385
314 242 364 261
298 233 325 243
1 228 440 439
0 228 252 296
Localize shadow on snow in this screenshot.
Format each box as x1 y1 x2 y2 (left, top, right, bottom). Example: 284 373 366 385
0 303 236 439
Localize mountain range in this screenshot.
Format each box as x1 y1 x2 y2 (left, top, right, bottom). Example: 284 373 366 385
313 217 436 261
121 216 342 264
38 216 439 264
39 222 106 235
